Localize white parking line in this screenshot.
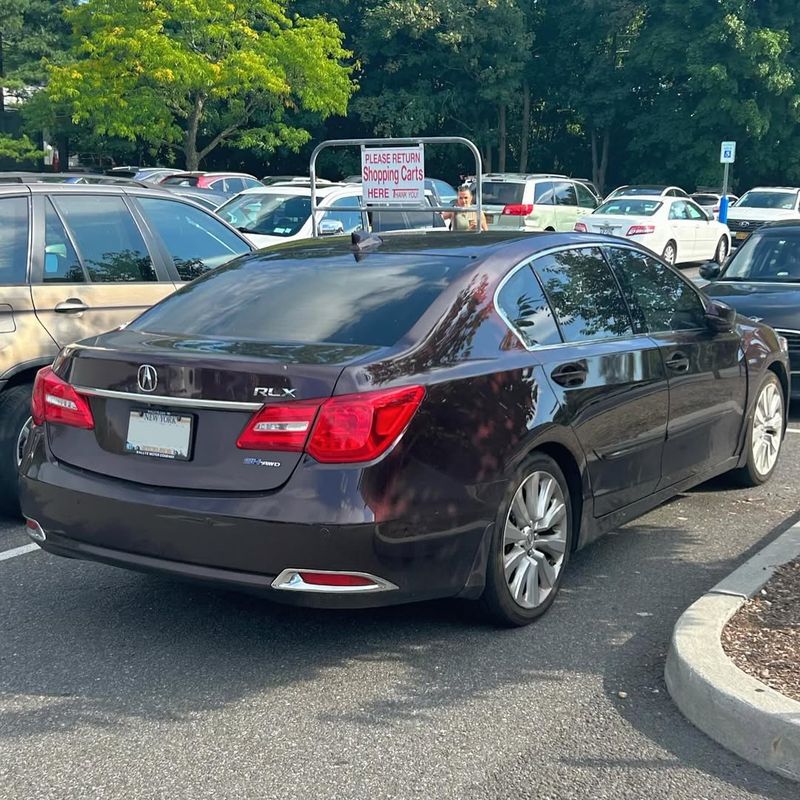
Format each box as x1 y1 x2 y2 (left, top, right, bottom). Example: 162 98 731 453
0 543 39 562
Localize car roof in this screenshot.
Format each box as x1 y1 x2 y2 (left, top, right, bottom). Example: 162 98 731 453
599 194 667 203
166 171 257 178
744 186 800 193
233 183 356 198
483 173 569 182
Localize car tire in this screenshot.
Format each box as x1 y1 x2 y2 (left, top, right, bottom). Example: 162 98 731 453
662 241 677 265
731 372 784 488
0 383 33 517
482 453 574 627
714 236 729 264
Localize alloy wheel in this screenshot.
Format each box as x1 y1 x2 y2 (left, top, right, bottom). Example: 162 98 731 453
502 471 568 609
16 416 32 467
662 243 676 265
715 237 728 263
752 382 783 476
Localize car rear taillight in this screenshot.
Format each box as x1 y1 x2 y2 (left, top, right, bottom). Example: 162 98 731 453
237 385 425 463
626 225 656 236
502 204 534 216
236 399 322 451
31 367 94 429
574 222 588 232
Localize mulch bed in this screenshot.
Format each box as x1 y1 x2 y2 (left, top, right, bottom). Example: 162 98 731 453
721 558 800 702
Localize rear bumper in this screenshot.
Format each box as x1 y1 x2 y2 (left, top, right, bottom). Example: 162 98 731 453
20 428 493 608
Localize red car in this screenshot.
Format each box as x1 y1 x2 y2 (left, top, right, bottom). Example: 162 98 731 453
159 172 263 194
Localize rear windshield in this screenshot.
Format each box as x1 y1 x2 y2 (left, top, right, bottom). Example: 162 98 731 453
735 191 798 210
162 176 200 187
130 252 467 347
217 193 311 237
483 182 525 205
614 186 665 196
691 194 718 204
595 199 661 216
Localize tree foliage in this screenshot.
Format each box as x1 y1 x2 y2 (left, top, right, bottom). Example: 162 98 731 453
45 0 355 169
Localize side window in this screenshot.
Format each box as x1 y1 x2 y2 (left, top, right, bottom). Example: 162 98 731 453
138 197 250 281
532 247 634 342
323 195 364 233
51 195 157 282
575 183 597 209
668 201 688 220
43 199 85 283
0 196 29 284
604 246 707 332
554 182 578 207
685 202 705 220
242 178 262 190
225 178 245 194
533 181 556 205
208 179 227 192
496 266 561 348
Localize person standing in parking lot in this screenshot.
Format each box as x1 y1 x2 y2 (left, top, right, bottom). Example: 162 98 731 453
443 185 488 231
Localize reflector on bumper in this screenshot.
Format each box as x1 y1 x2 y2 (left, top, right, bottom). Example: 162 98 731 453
271 569 398 593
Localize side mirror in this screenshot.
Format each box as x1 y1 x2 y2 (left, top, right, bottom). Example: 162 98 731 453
698 261 721 281
705 299 736 332
318 219 345 237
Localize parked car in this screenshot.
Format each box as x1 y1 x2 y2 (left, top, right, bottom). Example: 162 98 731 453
701 220 800 397
574 178 602 201
159 172 263 194
575 195 731 265
0 172 148 187
482 173 600 232
343 175 458 207
107 167 183 184
368 190 448 232
19 231 787 625
690 192 739 218
217 183 367 248
726 187 800 247
606 185 689 201
0 184 253 514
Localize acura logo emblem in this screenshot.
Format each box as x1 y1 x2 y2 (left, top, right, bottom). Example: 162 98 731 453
137 364 158 393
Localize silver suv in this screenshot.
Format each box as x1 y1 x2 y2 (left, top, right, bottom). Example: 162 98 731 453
0 183 253 514
481 173 600 232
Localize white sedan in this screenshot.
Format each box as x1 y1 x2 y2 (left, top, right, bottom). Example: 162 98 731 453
575 195 732 265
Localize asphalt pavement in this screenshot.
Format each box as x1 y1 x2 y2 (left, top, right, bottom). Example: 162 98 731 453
2 411 800 799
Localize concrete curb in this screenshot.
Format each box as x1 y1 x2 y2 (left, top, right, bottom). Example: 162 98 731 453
665 523 800 783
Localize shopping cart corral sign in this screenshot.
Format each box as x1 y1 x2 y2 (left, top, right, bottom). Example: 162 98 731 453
361 145 425 203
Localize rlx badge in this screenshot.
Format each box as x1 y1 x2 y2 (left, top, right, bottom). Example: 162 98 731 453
253 387 297 398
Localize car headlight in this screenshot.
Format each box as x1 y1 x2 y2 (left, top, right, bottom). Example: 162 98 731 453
778 335 789 353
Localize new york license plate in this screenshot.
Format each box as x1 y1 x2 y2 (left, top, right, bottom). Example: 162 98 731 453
735 231 749 240
126 410 193 461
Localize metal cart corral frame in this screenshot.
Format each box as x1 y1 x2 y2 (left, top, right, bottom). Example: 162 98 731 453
308 136 483 237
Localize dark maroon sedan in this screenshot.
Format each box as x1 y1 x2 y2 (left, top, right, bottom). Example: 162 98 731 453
19 232 788 625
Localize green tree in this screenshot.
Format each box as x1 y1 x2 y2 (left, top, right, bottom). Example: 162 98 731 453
47 0 355 170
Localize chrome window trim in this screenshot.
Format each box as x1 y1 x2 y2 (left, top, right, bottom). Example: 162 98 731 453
73 385 262 411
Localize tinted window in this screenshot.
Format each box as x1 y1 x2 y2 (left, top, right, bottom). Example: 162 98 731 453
483 181 525 205
554 182 578 206
595 199 661 216
43 199 85 283
218 193 310 237
496 266 561 348
323 195 364 234
736 191 798 210
532 247 633 342
575 183 597 209
162 176 199 187
533 181 556 204
723 232 800 282
138 197 250 281
604 247 706 331
52 195 156 282
0 196 29 284
130 253 468 347
691 194 719 205
242 178 263 190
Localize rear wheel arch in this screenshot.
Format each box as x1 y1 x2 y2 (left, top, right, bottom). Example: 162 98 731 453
766 360 789 419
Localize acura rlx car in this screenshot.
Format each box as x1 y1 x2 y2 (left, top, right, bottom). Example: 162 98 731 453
20 232 788 626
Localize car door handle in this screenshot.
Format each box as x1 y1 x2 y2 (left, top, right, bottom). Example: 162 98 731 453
54 298 89 313
551 361 588 388
665 351 690 372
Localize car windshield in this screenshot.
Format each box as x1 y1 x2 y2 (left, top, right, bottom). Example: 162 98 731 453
722 231 800 282
735 191 798 210
130 252 467 347
217 193 312 236
595 199 661 216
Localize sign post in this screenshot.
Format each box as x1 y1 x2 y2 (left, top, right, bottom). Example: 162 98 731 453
719 141 736 224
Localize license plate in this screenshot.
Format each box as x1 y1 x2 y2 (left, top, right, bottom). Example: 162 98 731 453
735 231 749 240
126 410 193 461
